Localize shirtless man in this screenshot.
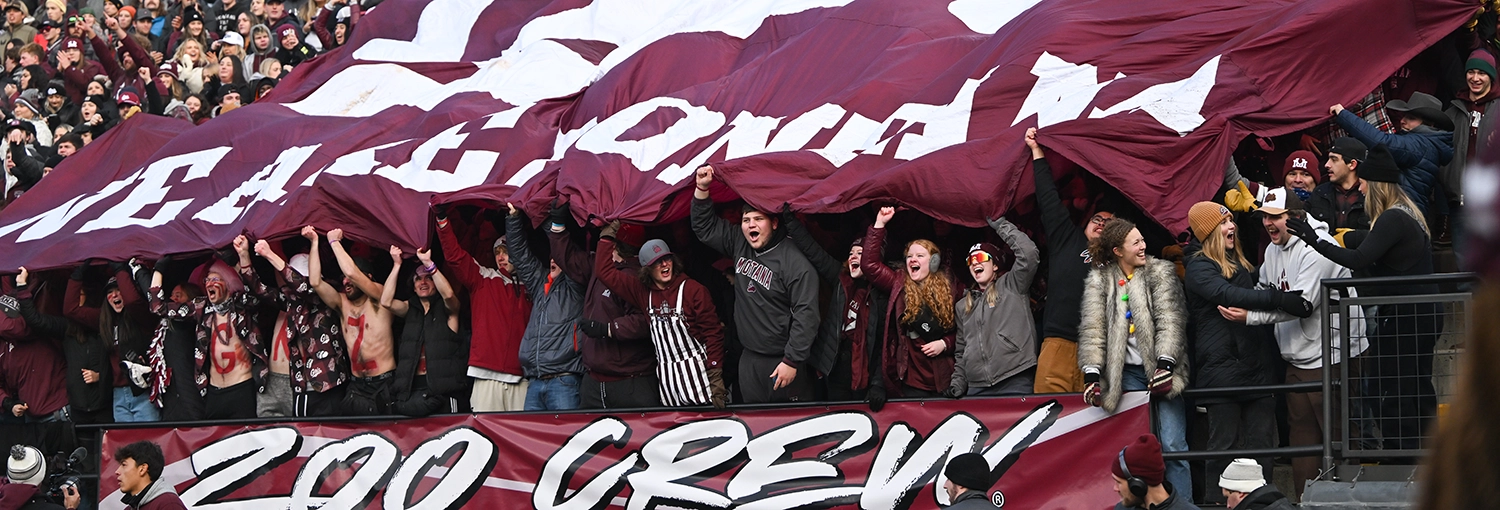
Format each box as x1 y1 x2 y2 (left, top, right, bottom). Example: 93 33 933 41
147 235 266 420
249 233 350 417
306 227 396 415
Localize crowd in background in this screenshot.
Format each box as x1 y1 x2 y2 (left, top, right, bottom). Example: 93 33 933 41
1 0 1495 508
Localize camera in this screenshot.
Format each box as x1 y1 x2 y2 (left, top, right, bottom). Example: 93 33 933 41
43 447 88 501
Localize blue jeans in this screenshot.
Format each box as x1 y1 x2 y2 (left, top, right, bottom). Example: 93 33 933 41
113 387 160 422
524 374 581 411
1121 365 1190 496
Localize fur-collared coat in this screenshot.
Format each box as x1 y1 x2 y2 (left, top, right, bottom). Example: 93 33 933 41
1078 257 1189 413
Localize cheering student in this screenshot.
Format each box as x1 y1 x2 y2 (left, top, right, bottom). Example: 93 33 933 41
381 246 469 417
1286 145 1441 452
862 206 962 398
307 227 398 415
13 267 115 424
505 203 586 411
948 216 1039 397
435 206 531 413
691 165 820 403
781 208 885 407
593 229 727 408
247 235 350 417
1078 218 1191 494
146 236 267 420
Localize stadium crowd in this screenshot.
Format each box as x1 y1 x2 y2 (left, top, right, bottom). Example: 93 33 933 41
0 0 1490 508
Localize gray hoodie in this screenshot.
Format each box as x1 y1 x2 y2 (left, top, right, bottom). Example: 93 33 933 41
951 218 1040 393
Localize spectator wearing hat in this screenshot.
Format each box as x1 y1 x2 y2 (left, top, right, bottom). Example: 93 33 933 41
40 81 78 129
544 203 658 410
129 10 157 48
1079 218 1191 495
1218 188 1364 498
1218 458 1293 510
435 206 531 412
941 453 996 509
1440 48 1499 248
0 275 72 429
5 117 52 185
593 228 728 408
74 93 118 138
1181 200 1313 503
61 12 99 63
95 14 154 99
1307 137 1370 238
137 0 166 39
13 267 116 425
163 6 211 57
1281 149 1319 199
3 2 36 48
862 206 962 400
115 5 136 35
1024 128 1114 394
12 90 49 146
39 0 65 29
274 22 314 68
310 0 359 50
1332 91 1453 216
1287 145 1441 453
503 203 585 411
263 0 299 30
1109 434 1199 510
153 61 184 100
36 19 62 57
781 208 886 406
213 30 244 61
3 444 70 510
947 216 1039 397
54 35 103 105
64 261 159 423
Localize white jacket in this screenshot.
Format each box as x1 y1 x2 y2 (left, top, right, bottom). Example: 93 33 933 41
1247 220 1367 369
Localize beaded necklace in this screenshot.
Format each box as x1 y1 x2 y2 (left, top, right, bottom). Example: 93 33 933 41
1118 271 1136 338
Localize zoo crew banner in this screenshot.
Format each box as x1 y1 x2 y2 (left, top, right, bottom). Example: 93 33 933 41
97 395 1150 509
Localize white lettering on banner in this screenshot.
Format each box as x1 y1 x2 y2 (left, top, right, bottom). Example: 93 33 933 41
372 122 500 192
73 147 234 236
1011 51 1123 129
141 403 1061 510
573 97 728 175
1089 55 1220 136
195 145 321 225
289 433 400 510
657 103 845 184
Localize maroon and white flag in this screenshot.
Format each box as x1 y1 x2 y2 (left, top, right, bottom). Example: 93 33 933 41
0 0 1473 269
96 396 1149 510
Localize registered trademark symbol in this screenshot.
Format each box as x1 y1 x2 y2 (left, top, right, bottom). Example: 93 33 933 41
991 490 1005 507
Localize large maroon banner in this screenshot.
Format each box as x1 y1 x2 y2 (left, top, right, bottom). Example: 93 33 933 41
0 0 1474 270
96 395 1148 509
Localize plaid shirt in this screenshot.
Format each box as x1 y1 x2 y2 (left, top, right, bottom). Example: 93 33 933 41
1329 88 1394 139
246 266 349 394
148 266 267 395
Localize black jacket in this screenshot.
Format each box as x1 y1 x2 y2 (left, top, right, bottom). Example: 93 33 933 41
1182 240 1279 400
1306 181 1370 232
781 211 878 383
1236 485 1295 510
946 489 993 510
1033 158 1092 342
394 296 469 399
18 296 112 414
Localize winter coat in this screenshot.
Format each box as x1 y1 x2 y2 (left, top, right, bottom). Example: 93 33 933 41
0 483 64 510
1334 109 1452 213
1443 88 1500 199
1181 240 1279 401
547 230 653 381
122 479 187 510
945 490 994 510
17 293 112 414
1079 257 1189 413
394 296 469 399
507 212 585 378
436 217 529 378
951 218 1039 393
1236 485 1295 510
862 225 961 394
781 211 872 384
1111 484 1201 510
1306 181 1370 232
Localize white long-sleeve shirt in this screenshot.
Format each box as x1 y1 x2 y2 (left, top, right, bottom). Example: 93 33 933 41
1248 222 1367 369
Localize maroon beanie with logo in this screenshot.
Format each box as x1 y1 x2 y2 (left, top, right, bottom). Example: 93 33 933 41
1112 434 1165 486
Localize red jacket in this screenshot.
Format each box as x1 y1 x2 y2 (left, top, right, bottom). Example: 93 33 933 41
437 218 529 377
861 226 959 395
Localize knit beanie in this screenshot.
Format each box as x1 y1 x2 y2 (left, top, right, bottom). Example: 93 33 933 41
944 452 992 491
1218 458 1266 493
1469 49 1497 82
44 0 63 15
1112 434 1165 487
1359 145 1402 184
1188 201 1232 242
967 242 1004 267
1282 149 1320 184
7 445 46 486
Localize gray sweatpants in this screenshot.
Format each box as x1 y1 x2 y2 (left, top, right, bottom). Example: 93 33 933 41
257 372 294 417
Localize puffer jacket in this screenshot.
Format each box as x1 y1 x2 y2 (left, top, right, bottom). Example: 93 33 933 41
1079 257 1188 413
1333 109 1452 213
507 212 585 378
1181 240 1279 403
394 296 470 399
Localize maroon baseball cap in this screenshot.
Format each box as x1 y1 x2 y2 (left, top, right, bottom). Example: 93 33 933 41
116 89 140 106
62 36 82 50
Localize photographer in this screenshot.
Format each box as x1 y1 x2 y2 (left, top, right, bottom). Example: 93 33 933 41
0 445 67 510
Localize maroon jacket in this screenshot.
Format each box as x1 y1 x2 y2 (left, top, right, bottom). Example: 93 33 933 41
547 231 652 381
861 226 959 395
56 59 107 105
593 238 724 369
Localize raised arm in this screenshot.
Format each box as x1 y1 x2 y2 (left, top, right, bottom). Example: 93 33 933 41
15 268 70 338
64 263 101 328
859 207 901 292
379 246 410 316
592 236 648 310
990 217 1039 294
1289 212 1404 271
1028 128 1084 247
327 228 384 299
545 202 593 286
302 225 343 310
689 165 739 255
417 248 460 315
504 203 547 297
781 205 841 284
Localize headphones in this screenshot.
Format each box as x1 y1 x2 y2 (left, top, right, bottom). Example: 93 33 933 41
1118 448 1147 498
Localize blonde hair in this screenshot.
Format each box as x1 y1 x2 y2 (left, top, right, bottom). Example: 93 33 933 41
899 239 955 330
174 38 204 65
1197 216 1251 279
1365 181 1429 237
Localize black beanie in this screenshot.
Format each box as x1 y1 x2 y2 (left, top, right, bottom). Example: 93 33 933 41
1359 145 1401 184
945 452 991 491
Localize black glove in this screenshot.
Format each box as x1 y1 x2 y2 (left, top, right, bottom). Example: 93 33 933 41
1273 288 1314 318
941 384 964 399
1284 215 1318 244
867 384 887 412
70 261 90 281
433 203 449 222
154 255 173 274
578 318 609 339
108 260 128 275
547 200 571 231
215 246 239 266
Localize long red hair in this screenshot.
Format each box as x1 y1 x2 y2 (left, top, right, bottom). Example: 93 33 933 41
899 239 954 329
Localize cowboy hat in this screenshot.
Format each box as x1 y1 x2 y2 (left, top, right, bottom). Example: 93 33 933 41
1386 92 1454 131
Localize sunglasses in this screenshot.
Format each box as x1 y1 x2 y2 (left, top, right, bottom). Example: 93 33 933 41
1089 215 1114 225
966 251 993 267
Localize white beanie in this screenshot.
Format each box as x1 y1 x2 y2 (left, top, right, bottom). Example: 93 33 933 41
288 253 311 277
7 445 46 486
1219 458 1265 493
